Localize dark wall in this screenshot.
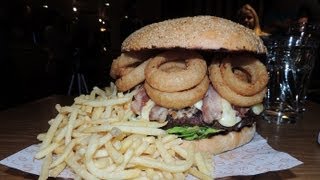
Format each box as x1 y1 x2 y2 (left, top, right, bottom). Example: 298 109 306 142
1 0 320 109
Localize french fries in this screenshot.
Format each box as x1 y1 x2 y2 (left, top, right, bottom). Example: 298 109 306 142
36 84 215 179
38 153 52 180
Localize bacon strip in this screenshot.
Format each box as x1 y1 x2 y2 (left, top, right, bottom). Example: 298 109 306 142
131 86 168 121
202 85 223 124
149 106 168 122
131 86 149 115
233 106 250 117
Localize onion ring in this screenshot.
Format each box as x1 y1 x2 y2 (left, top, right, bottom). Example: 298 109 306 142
159 61 187 72
209 61 266 107
145 50 207 92
110 53 142 79
110 52 153 79
116 60 150 92
116 67 135 77
144 76 209 109
220 57 268 96
233 68 251 82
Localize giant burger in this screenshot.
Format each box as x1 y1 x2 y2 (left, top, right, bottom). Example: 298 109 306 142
110 16 268 155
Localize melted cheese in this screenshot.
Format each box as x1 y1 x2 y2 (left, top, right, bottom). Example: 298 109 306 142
194 100 203 110
218 99 240 127
251 103 264 115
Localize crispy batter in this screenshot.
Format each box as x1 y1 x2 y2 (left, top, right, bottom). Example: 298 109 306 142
145 50 207 92
209 60 266 107
220 57 268 96
116 60 150 92
110 53 143 79
144 76 209 109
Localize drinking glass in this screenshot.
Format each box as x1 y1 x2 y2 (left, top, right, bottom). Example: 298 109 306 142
263 35 319 124
288 22 320 41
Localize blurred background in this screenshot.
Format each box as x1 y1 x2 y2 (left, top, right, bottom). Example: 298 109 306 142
1 0 320 109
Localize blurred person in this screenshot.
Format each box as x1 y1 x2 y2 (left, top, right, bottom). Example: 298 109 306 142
237 4 269 37
263 0 320 35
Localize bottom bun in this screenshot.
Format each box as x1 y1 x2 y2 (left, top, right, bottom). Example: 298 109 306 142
182 124 256 155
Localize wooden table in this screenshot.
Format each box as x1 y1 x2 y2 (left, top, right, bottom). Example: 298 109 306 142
0 95 319 180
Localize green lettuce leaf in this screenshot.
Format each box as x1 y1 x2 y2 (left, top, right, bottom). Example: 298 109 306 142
166 126 223 140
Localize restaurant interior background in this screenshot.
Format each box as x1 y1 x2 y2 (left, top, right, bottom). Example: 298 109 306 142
1 0 320 110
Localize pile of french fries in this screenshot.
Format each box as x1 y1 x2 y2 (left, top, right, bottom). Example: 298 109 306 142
35 83 214 180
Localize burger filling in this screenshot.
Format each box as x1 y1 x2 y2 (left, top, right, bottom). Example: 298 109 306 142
131 85 262 140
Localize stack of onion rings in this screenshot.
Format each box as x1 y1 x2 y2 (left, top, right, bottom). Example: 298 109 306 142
144 50 209 109
111 50 267 108
220 57 268 96
209 57 268 107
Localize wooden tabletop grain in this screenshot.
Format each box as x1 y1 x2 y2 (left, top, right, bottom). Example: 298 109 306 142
0 95 319 180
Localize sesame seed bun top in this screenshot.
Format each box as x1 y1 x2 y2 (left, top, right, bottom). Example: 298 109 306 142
121 16 266 54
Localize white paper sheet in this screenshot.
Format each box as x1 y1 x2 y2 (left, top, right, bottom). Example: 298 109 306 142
0 133 303 179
